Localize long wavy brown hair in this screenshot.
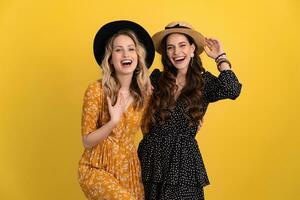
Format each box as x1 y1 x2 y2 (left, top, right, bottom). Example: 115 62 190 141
101 30 151 110
147 34 206 129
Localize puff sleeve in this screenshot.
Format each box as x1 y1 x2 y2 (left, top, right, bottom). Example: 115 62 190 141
81 81 103 135
203 70 242 103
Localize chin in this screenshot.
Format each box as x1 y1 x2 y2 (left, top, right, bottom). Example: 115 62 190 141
120 69 136 75
173 64 189 71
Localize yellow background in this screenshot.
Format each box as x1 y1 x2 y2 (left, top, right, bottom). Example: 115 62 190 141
1 0 299 199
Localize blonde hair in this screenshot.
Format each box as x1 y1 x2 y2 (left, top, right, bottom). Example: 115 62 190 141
101 30 151 109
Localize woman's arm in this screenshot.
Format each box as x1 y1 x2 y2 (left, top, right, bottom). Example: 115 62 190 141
203 70 242 102
82 120 117 149
81 82 128 149
203 38 242 102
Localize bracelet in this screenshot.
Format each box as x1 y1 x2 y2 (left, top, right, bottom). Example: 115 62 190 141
216 57 230 66
215 52 226 62
215 56 227 63
216 57 227 63
217 59 232 71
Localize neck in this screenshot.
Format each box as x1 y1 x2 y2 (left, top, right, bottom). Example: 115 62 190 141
176 68 187 83
116 73 132 92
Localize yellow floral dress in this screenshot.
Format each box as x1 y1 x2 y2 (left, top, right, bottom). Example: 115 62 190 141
78 80 147 200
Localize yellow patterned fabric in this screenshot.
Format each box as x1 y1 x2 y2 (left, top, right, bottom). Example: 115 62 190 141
78 80 147 200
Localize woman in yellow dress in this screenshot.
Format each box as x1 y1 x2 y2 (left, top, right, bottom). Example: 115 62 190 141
78 20 155 200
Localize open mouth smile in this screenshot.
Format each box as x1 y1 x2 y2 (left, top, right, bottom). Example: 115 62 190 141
173 56 186 63
121 59 133 67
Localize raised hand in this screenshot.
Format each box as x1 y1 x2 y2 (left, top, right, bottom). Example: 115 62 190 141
107 92 129 125
204 38 225 59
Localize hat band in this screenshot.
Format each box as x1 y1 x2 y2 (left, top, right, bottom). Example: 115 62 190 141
165 24 191 30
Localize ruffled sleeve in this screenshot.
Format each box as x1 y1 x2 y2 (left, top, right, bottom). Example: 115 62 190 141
150 68 162 89
81 81 103 135
203 70 242 103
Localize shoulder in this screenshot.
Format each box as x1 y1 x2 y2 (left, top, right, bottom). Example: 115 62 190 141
84 80 104 99
150 68 162 79
86 80 102 91
150 68 162 88
151 68 162 76
87 79 102 89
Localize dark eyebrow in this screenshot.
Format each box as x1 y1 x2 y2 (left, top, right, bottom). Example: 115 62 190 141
167 41 187 46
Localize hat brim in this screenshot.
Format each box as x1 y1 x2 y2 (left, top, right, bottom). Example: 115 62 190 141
93 20 155 68
152 28 206 55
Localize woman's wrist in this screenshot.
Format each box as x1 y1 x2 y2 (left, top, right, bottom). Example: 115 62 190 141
214 52 226 61
218 62 231 71
108 119 119 128
215 52 232 72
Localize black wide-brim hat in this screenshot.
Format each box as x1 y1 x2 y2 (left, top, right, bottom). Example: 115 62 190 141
93 20 155 68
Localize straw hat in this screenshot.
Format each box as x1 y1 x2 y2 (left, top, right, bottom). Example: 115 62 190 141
152 21 206 54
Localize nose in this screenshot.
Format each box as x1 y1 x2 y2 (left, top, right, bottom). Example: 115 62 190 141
123 50 129 57
174 47 180 55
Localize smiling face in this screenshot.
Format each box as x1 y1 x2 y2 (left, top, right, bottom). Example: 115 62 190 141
111 34 138 75
166 33 195 72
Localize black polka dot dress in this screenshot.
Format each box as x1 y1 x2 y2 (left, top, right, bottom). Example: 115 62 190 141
138 69 242 200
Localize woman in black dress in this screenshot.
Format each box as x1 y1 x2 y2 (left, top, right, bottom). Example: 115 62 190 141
138 21 242 200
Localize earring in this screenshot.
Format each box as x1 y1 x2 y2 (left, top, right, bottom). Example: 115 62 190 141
191 53 194 58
